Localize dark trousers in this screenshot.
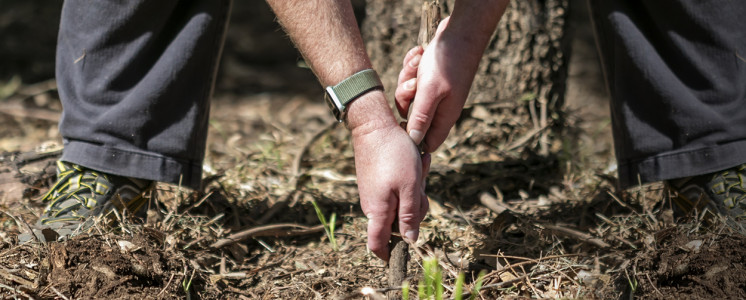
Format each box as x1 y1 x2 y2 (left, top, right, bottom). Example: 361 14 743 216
56 0 745 190
589 0 746 188
56 0 232 189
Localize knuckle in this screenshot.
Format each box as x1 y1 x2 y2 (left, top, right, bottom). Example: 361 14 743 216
365 211 387 220
395 89 410 101
409 110 431 126
436 82 453 97
397 212 420 225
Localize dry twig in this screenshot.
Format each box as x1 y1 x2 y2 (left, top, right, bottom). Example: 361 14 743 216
0 265 35 287
540 224 611 248
0 283 35 299
210 221 341 248
50 286 70 300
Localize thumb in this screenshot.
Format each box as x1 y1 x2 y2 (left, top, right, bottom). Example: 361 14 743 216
406 16 452 145
405 83 443 145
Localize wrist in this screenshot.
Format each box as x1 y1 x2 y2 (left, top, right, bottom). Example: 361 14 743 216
345 90 399 138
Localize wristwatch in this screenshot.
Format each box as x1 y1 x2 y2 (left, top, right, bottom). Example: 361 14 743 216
324 69 384 122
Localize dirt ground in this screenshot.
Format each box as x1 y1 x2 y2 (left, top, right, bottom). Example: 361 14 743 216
2 1 746 299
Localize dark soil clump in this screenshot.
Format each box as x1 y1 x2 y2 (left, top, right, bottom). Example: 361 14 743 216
44 234 196 299
599 226 746 299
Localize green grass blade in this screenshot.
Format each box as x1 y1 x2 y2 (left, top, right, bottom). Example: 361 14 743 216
425 258 435 298
310 200 327 226
469 270 487 300
435 265 443 300
329 212 338 251
454 273 465 300
310 200 338 251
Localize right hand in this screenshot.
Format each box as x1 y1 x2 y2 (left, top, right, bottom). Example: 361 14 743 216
348 92 430 261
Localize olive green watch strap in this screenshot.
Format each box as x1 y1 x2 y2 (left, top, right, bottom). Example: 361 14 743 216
325 69 383 121
330 69 383 106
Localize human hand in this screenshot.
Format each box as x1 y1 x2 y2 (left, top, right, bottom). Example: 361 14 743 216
394 17 485 153
351 117 430 261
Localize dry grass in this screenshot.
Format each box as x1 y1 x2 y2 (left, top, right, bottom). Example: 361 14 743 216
1 80 744 299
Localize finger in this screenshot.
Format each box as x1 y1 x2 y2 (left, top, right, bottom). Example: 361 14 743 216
420 118 447 154
405 78 445 145
366 205 396 261
398 48 422 85
395 47 423 118
402 46 423 68
397 182 424 244
395 77 417 118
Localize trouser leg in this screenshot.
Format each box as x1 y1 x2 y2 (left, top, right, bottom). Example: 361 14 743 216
56 0 232 190
588 0 746 189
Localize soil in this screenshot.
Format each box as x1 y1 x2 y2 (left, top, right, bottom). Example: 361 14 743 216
46 234 190 299
597 225 746 300
2 1 746 299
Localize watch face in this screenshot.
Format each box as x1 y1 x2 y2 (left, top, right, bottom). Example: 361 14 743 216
324 92 342 121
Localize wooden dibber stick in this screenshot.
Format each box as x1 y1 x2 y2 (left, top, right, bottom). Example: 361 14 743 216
387 1 440 299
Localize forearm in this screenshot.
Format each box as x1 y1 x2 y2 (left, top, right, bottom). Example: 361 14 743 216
446 0 509 65
266 0 368 85
265 0 397 133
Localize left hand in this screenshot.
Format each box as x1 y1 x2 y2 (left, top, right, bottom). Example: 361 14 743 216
394 16 486 153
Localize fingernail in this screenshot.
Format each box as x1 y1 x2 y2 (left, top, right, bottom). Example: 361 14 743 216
409 55 421 68
405 230 418 242
404 78 416 90
409 129 424 143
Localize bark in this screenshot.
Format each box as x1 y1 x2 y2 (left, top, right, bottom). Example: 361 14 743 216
362 0 570 117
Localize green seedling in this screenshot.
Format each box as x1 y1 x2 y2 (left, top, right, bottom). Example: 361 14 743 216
625 268 638 296
183 269 195 300
418 256 443 300
311 200 338 251
470 270 487 300
454 269 486 300
408 256 487 300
